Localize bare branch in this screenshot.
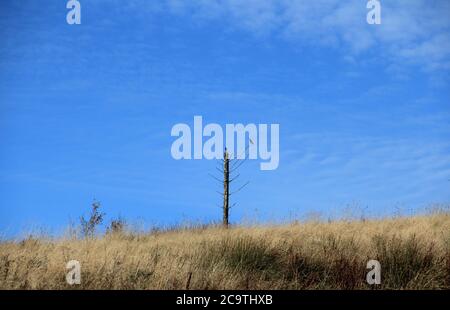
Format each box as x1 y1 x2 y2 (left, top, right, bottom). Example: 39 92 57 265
230 139 254 159
230 140 254 168
229 173 240 183
230 157 248 173
208 173 223 184
229 181 250 196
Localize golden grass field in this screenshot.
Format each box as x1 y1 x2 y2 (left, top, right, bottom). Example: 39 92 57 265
1 213 449 289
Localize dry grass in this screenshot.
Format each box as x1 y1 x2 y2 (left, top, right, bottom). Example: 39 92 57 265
1 213 449 289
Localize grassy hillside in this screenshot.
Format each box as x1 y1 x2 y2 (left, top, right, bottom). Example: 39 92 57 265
1 214 449 289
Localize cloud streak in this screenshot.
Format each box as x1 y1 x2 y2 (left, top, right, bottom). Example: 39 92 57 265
164 0 450 72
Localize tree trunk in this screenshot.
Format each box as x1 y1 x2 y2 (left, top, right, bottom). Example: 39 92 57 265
223 149 230 228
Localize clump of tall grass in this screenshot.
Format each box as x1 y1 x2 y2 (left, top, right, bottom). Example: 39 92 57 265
201 236 278 273
372 234 447 289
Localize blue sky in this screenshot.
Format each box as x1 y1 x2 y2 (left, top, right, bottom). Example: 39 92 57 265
0 0 449 236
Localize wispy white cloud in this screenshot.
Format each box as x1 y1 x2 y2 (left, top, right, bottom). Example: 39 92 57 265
163 0 450 72
283 133 450 205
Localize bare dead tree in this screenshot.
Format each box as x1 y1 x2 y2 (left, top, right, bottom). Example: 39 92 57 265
210 145 251 228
